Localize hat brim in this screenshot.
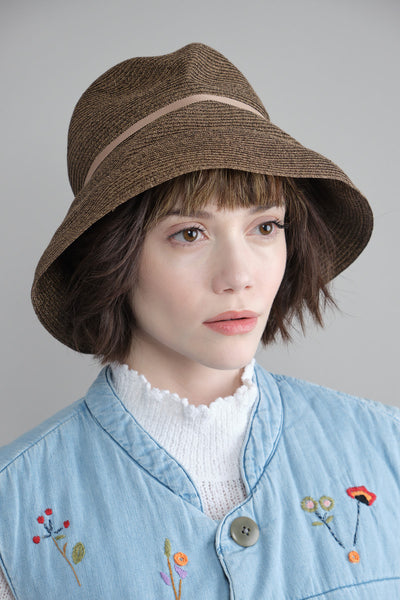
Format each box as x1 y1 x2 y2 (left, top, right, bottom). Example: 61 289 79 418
31 107 373 352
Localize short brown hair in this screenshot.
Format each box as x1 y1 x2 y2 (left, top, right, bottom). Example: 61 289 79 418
59 169 335 364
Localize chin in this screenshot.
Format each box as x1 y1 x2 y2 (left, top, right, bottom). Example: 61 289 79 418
196 344 257 372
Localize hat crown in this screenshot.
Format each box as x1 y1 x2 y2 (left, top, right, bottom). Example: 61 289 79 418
67 43 268 194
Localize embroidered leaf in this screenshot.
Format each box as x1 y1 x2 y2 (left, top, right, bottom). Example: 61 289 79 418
72 542 85 564
63 542 68 555
174 564 188 579
160 571 172 586
326 515 334 524
312 521 323 526
164 538 171 558
55 535 66 541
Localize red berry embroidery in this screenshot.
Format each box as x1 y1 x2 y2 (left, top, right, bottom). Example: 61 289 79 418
32 509 85 587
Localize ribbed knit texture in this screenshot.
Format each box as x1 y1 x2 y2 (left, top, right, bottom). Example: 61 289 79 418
110 360 258 521
0 579 12 599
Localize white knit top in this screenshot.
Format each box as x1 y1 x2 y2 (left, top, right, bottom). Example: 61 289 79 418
0 361 258 598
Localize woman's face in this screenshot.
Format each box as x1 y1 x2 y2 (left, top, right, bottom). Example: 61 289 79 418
130 198 287 372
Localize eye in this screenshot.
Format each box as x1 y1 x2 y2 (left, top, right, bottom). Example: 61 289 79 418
170 227 206 243
257 220 286 236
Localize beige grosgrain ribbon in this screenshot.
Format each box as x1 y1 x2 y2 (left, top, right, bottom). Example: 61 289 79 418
83 94 267 186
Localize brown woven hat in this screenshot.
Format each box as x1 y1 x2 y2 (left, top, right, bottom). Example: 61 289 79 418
31 42 373 351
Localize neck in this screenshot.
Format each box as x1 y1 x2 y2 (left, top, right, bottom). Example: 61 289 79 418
126 341 246 407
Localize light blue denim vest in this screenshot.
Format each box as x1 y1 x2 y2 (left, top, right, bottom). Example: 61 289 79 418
0 363 399 599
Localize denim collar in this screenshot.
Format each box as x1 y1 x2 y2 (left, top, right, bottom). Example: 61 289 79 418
84 362 283 510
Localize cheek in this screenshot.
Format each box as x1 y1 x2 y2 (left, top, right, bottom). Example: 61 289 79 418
262 239 287 298
133 257 196 322
277 243 288 288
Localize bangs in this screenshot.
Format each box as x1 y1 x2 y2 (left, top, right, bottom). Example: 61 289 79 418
143 169 285 230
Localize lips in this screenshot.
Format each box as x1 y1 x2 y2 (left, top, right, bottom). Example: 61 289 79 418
203 310 258 323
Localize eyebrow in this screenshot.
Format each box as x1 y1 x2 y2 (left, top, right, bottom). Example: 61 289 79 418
164 205 283 218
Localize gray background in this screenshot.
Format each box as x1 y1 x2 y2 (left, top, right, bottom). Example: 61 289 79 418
1 0 399 445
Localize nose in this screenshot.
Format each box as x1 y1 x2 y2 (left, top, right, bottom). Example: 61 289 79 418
211 242 253 294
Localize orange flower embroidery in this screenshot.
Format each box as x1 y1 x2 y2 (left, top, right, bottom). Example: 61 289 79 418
348 550 360 563
174 552 188 567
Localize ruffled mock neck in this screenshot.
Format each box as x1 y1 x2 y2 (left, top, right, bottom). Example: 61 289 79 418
110 359 257 423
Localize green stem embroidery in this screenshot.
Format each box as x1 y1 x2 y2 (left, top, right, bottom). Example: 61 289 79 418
51 538 81 587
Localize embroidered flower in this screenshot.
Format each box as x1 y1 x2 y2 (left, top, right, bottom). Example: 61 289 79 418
348 550 360 563
160 538 189 599
174 552 188 567
319 496 334 511
302 494 344 548
32 507 85 587
346 486 376 506
301 487 377 563
301 497 318 513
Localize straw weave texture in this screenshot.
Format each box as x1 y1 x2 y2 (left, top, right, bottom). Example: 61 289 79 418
31 43 373 352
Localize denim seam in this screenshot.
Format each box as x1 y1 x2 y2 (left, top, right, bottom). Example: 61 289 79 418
299 575 400 599
214 516 236 600
84 399 205 512
248 366 284 495
0 549 19 599
0 404 87 475
239 379 261 493
214 367 284 600
103 366 203 510
216 368 284 520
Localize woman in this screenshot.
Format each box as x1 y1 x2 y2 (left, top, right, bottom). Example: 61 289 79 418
0 43 399 599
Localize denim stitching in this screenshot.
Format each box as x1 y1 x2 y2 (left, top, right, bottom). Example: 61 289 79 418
299 576 400 599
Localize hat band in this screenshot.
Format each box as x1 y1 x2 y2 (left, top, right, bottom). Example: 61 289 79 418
83 94 267 186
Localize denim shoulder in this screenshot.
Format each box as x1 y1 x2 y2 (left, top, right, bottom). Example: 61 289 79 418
0 397 87 475
254 362 400 430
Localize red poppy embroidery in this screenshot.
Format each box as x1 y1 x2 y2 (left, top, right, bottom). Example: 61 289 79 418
346 486 377 547
346 486 376 506
160 538 189 599
32 508 85 587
